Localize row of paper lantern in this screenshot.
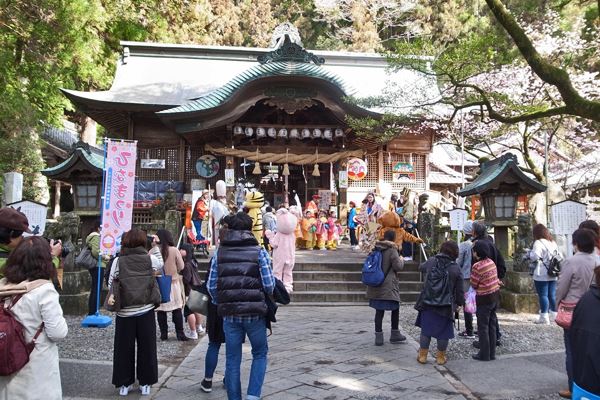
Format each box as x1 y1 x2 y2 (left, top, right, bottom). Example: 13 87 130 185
233 126 345 140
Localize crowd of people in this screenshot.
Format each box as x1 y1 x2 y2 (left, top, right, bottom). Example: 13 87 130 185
1 194 600 399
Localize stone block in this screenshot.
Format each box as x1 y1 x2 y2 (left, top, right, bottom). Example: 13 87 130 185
60 293 89 315
503 270 535 294
3 172 23 205
62 270 91 294
500 288 539 313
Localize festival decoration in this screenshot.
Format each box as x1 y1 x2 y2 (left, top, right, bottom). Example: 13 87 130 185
312 149 320 177
195 155 220 178
347 157 367 181
392 162 416 183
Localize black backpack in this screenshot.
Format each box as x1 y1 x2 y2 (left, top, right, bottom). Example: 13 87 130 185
422 258 453 307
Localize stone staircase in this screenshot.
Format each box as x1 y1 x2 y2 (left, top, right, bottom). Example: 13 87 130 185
196 247 424 305
290 258 422 305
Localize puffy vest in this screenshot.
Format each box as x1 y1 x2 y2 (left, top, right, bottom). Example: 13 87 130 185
216 230 267 317
118 246 160 308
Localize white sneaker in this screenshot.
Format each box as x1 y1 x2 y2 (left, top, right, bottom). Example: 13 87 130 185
534 313 550 325
197 325 205 334
549 311 557 322
119 385 132 396
140 385 151 396
186 330 199 340
404 256 413 261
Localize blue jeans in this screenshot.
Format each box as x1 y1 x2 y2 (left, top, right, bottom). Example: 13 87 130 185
193 220 205 240
564 329 573 390
534 280 557 313
205 341 221 379
224 318 268 400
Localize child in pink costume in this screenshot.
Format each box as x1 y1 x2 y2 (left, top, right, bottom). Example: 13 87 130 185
265 208 298 293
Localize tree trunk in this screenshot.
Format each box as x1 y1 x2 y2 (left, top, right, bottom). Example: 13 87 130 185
80 117 97 145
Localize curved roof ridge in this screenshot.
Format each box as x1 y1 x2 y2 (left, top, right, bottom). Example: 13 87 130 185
158 60 353 115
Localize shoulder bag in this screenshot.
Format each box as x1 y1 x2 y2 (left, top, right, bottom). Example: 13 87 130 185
555 300 577 329
187 287 210 315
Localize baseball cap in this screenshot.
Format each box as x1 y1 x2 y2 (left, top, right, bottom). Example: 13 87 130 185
0 207 32 233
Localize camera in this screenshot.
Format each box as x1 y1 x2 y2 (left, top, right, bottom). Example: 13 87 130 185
44 237 70 258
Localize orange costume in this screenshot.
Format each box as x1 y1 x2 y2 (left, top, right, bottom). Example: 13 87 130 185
301 211 317 250
377 211 423 249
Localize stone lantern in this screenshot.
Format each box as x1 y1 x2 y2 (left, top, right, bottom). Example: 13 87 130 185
458 153 546 256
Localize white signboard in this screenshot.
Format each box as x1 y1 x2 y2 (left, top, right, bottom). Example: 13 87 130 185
551 200 587 235
8 200 47 236
140 159 165 169
339 170 348 189
224 169 235 187
449 208 469 232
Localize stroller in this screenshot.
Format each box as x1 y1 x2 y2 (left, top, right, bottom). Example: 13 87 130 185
186 228 210 258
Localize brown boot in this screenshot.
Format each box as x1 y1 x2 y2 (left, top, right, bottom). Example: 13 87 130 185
435 350 447 365
417 348 428 364
558 389 572 399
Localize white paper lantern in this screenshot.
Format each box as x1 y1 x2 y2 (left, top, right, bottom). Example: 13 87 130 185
245 127 254 137
312 128 322 138
323 129 332 140
256 127 266 138
234 126 244 135
267 127 277 138
278 128 288 138
335 128 344 138
289 128 299 139
302 128 311 139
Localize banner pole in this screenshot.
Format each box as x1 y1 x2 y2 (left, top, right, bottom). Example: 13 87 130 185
82 138 112 328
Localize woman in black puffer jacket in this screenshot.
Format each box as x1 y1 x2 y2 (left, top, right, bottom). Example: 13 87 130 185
415 240 464 366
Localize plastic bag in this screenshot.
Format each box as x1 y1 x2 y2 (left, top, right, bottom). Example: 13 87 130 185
465 287 477 314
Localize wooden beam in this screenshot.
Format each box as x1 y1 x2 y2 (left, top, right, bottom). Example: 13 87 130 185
127 113 134 140
179 138 186 182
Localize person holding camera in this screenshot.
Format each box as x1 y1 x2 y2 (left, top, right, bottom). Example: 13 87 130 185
0 207 62 279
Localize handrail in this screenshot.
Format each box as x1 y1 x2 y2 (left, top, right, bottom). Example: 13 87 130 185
414 228 428 261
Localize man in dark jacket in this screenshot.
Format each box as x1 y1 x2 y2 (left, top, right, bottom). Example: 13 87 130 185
207 212 274 400
472 222 504 347
570 267 600 395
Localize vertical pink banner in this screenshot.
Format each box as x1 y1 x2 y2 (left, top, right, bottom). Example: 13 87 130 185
100 140 137 255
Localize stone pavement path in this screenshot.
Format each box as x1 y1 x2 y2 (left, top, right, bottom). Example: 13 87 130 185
154 306 467 400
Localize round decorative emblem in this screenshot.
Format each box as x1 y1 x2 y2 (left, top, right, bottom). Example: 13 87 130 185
196 155 220 178
347 158 368 181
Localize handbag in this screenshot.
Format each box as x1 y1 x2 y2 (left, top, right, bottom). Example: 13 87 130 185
156 269 172 304
464 287 477 314
187 288 210 315
555 300 577 329
75 246 97 270
104 279 120 312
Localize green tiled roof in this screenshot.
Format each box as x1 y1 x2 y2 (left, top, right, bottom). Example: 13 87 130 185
158 61 350 115
458 153 546 196
42 146 103 176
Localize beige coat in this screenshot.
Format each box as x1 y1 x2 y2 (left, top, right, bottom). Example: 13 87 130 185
0 280 68 400
156 246 185 312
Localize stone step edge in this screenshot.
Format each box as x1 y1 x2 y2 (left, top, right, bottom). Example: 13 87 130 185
291 291 422 295
293 280 423 284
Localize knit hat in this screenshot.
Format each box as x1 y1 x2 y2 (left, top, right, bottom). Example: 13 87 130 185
463 220 474 235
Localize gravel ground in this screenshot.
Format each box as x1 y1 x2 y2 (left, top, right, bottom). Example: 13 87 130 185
397 305 564 361
58 314 201 366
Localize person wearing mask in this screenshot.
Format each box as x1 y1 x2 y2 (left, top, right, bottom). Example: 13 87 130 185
155 229 187 341
347 201 359 249
107 228 162 396
570 265 600 396
470 240 501 361
179 244 205 340
471 222 505 348
366 230 406 346
0 237 68 400
456 221 475 338
556 228 598 399
0 207 62 278
527 224 560 325
85 219 108 315
415 241 464 365
207 212 274 400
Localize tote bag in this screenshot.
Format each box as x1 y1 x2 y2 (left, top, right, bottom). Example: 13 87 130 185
156 269 172 303
187 288 209 315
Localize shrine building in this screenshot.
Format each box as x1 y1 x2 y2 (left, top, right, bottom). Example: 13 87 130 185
49 24 443 219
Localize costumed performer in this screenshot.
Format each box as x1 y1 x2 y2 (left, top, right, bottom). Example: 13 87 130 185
192 190 209 241
301 210 317 250
210 180 229 246
357 192 384 252
265 208 298 292
244 191 264 245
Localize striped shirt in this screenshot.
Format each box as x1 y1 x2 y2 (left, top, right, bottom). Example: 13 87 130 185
470 258 500 296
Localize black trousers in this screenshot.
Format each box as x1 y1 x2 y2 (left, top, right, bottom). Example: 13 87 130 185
476 300 498 361
112 310 158 387
157 309 185 335
349 228 358 246
374 309 399 332
88 267 104 315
